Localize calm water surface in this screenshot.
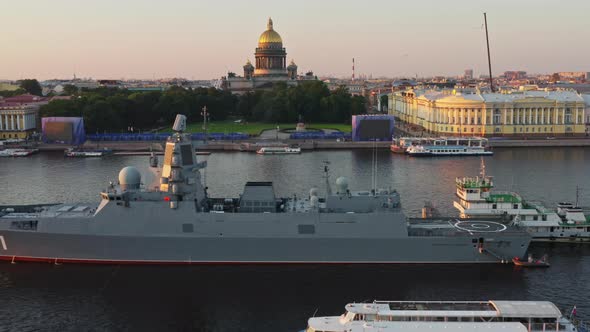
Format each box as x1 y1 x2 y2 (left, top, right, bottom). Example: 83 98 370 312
0 148 589 331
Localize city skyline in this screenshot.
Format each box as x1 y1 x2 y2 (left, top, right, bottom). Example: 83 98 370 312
1 0 589 80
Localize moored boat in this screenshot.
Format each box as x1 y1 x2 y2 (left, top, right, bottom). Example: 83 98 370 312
454 160 590 242
391 136 493 156
64 147 113 157
0 115 530 265
256 146 301 154
0 148 39 157
305 300 581 332
407 144 493 156
512 254 550 267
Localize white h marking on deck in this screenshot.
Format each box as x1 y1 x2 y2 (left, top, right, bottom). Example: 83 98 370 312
0 236 6 250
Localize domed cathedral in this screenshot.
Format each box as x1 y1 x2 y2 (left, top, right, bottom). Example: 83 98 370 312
222 18 312 94
254 18 287 77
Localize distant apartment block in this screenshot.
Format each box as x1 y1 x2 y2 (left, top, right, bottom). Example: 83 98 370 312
388 87 588 137
556 72 590 81
503 71 527 81
464 69 473 80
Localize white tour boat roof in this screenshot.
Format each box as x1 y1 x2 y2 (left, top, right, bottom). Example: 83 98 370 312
308 321 528 332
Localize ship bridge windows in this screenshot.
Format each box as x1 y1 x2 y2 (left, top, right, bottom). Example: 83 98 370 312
10 220 38 231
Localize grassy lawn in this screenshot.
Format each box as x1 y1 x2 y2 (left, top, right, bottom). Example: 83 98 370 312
178 121 351 135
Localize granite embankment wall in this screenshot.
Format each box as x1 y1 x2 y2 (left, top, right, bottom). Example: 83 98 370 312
34 138 590 152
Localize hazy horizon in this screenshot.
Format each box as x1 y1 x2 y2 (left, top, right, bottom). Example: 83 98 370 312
1 0 589 80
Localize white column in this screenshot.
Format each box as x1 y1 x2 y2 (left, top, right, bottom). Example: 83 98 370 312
535 108 538 124
541 108 544 124
483 109 487 125
554 108 558 124
16 115 21 130
575 108 579 124
0 114 3 130
10 115 15 130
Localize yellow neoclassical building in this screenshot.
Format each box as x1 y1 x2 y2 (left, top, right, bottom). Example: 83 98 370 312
388 88 588 137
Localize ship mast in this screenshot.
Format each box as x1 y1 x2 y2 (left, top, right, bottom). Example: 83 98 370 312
484 12 495 92
479 156 486 179
323 161 332 196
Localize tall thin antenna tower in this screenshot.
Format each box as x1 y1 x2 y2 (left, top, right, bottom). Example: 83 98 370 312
352 58 355 82
484 13 494 92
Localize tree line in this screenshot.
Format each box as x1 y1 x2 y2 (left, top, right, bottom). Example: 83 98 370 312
34 81 366 133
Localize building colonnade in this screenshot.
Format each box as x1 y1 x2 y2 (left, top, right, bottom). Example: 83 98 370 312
389 91 588 136
0 111 36 131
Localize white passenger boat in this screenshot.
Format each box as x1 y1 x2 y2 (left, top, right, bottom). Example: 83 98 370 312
407 144 493 156
64 147 113 157
454 161 590 242
256 146 301 155
305 300 583 332
0 148 39 157
390 137 432 154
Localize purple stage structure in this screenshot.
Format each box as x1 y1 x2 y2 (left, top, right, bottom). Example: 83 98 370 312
42 117 86 145
351 115 395 141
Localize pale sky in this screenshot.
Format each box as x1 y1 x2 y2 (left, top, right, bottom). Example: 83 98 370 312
1 0 588 80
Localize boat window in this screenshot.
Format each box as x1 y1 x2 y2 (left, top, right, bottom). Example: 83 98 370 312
492 204 497 209
533 216 538 221
542 215 547 221
513 204 518 209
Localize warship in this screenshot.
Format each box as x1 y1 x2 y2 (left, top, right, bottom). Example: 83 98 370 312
0 115 531 265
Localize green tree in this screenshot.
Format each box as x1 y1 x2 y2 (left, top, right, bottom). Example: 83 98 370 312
19 79 42 96
63 84 79 96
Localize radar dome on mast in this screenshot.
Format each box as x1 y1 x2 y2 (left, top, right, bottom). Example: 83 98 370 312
119 166 142 191
335 177 349 194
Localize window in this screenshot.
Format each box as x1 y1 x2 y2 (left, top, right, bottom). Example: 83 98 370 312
513 204 518 209
298 224 315 234
492 204 497 209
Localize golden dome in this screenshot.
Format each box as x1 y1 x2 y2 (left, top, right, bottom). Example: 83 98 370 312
258 18 283 47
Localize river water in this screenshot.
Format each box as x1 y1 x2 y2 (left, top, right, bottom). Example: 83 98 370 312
0 148 589 331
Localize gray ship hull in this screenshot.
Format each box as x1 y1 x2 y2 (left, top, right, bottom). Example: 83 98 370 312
0 230 528 264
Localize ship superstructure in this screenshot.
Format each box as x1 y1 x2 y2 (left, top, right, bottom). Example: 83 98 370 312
0 115 531 264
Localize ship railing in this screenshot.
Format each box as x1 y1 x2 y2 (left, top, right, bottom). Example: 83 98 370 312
485 191 523 203
455 177 493 189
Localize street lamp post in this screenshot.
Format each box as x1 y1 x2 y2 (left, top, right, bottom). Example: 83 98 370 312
201 106 209 143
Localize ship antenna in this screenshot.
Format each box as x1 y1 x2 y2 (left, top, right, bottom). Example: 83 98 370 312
480 156 486 179
323 161 332 196
575 186 580 207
